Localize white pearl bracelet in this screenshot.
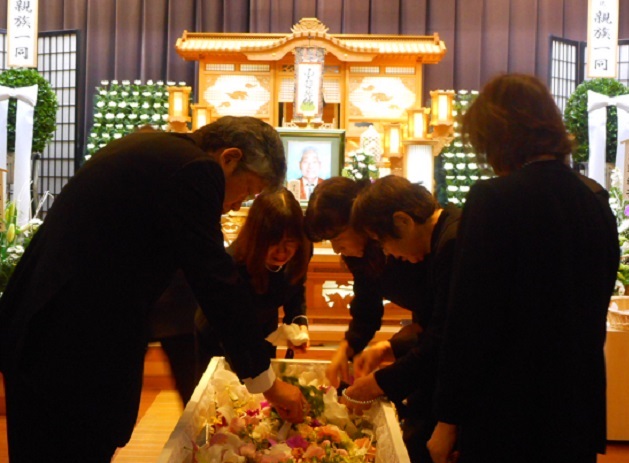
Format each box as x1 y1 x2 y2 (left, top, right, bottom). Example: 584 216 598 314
341 388 380 405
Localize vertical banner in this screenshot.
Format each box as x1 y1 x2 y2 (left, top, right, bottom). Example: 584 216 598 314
7 0 39 68
294 47 325 120
623 140 629 201
587 0 619 78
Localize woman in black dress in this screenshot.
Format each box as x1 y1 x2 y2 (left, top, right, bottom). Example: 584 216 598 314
196 188 312 371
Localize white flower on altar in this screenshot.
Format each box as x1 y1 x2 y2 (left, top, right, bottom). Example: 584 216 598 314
118 101 127 108
113 133 122 139
105 114 114 120
122 80 130 85
128 114 138 120
134 80 142 85
152 114 161 122
97 101 105 108
140 114 149 120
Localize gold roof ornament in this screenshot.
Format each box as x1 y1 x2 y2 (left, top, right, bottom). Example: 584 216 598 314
175 18 446 63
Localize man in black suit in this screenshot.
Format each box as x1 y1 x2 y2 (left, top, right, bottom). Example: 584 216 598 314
0 116 307 462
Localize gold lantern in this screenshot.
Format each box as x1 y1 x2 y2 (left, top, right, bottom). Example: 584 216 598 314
167 86 192 132
407 107 431 140
191 104 210 131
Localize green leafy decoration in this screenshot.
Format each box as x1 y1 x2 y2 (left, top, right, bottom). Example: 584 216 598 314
437 90 492 206
0 68 58 154
564 78 629 164
86 79 188 160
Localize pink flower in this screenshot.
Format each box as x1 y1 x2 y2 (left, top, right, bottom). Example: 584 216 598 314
316 424 342 443
303 443 326 460
239 442 257 459
286 434 309 450
229 417 246 434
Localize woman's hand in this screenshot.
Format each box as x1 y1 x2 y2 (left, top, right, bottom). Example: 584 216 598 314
288 325 310 353
263 378 309 423
427 422 459 463
326 340 353 388
339 374 384 415
353 341 392 377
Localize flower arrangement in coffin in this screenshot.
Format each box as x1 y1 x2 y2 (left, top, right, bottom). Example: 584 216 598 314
608 168 629 295
194 366 377 463
0 201 43 294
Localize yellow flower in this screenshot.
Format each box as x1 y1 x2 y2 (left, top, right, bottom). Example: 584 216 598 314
6 223 15 244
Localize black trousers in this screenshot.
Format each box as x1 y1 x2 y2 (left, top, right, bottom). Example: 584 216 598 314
4 372 118 462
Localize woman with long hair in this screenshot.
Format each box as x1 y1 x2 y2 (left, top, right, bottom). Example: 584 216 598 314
196 188 312 367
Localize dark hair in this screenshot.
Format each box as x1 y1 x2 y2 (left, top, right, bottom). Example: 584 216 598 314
192 116 286 189
462 73 573 175
304 176 371 242
351 175 438 240
231 188 310 293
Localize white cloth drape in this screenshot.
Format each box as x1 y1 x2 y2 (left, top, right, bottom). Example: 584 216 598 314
0 84 38 226
587 90 629 186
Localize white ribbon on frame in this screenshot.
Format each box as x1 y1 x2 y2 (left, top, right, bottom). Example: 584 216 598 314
0 84 38 226
587 90 629 186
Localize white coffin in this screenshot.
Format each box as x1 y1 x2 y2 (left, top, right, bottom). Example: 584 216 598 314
157 357 410 463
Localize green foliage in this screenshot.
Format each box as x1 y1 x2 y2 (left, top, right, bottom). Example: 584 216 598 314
438 90 492 206
0 201 42 294
342 149 379 181
564 78 629 164
86 79 188 160
0 68 58 154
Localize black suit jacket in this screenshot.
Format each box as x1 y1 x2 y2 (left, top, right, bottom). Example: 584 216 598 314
435 161 619 460
0 131 270 446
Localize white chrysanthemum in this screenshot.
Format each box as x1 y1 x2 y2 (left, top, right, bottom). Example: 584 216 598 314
447 186 458 192
93 123 101 128
119 101 127 108
619 220 629 234
142 92 152 97
105 113 115 120
115 124 123 129
156 80 164 85
454 142 463 148
140 114 149 120
153 103 162 108
134 80 142 85
444 163 454 170
460 186 470 192
152 114 161 122
111 80 119 85
468 163 478 169
97 101 105 108
128 114 138 120
116 113 125 119
121 80 130 85
167 81 176 86
87 143 95 149
100 80 109 86
368 164 377 171
109 91 118 96
162 114 169 121
99 90 107 95
102 133 110 139
132 91 140 96
147 79 154 85
456 163 466 170
113 133 123 139
443 153 455 158
130 102 139 108
355 172 363 179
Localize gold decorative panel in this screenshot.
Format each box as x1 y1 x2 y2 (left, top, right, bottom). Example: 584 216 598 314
202 75 271 118
348 76 416 119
